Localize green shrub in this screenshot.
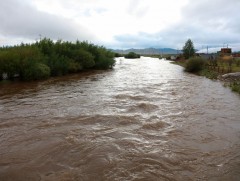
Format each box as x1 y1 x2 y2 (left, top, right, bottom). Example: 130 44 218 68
91 47 115 69
230 82 240 94
35 63 51 80
124 52 140 59
0 38 115 81
45 54 69 76
95 55 113 69
114 53 122 57
185 57 206 73
22 63 50 80
72 49 95 69
68 60 82 73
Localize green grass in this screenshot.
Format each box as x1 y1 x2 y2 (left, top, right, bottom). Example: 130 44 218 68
230 82 240 94
199 69 219 79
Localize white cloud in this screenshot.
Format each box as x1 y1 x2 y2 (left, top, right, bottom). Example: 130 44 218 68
0 0 239 50
110 0 240 50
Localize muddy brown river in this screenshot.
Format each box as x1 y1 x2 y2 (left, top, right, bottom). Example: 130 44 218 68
0 57 240 181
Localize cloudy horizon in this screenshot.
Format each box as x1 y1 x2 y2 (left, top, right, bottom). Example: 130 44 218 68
1 0 240 51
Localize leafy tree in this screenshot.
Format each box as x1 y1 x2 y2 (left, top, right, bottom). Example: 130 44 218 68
21 62 50 80
182 39 195 59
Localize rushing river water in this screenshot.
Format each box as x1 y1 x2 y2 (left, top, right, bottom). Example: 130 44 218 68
0 57 240 181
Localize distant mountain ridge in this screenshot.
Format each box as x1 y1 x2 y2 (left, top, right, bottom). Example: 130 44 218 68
111 48 181 55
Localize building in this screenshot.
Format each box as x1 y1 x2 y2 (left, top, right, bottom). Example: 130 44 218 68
219 48 232 56
232 53 240 58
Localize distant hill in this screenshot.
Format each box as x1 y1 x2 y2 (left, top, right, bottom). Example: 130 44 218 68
111 48 181 55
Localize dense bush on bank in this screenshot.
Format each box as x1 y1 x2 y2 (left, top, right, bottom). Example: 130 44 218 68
124 52 140 59
0 38 115 81
185 57 206 73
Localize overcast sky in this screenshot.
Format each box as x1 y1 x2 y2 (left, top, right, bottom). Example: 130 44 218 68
1 0 240 51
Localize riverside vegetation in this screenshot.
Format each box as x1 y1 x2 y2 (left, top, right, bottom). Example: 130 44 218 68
174 57 240 94
173 39 240 94
176 39 240 94
0 38 115 81
124 52 141 59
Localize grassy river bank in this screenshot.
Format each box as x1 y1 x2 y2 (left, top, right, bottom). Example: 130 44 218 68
172 57 240 94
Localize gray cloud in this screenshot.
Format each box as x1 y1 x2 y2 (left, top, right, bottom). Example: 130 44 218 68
174 0 240 47
113 0 240 49
182 0 240 31
0 0 95 45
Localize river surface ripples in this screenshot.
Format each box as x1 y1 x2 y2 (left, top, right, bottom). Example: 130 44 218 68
0 57 240 181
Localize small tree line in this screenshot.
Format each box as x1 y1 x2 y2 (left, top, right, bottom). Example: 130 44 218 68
0 38 115 81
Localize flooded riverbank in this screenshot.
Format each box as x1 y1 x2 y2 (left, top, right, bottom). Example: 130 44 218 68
0 57 240 180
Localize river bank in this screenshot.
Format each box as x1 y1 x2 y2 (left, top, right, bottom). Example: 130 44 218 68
172 60 240 94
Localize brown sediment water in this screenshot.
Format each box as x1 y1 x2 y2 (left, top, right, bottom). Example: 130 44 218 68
0 57 240 181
